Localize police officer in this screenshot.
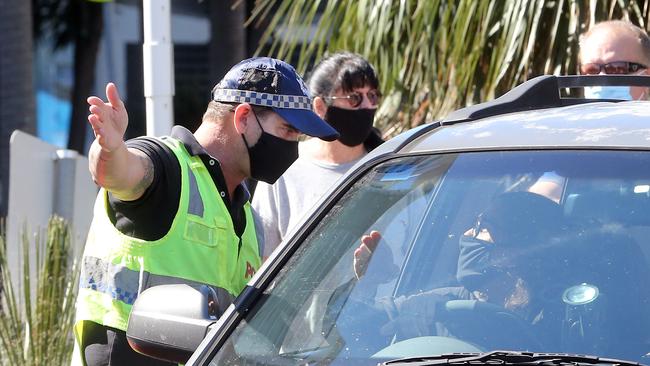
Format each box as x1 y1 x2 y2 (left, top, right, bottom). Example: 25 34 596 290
73 57 338 365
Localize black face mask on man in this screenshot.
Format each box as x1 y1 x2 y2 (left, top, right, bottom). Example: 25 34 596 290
242 110 299 184
324 106 375 147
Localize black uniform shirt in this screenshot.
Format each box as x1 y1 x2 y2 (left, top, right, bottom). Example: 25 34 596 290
107 126 249 240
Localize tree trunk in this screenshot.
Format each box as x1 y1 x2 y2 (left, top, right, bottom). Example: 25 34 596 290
0 0 35 217
208 1 247 87
67 1 103 154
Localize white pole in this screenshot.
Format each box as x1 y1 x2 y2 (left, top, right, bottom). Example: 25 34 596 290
143 0 174 136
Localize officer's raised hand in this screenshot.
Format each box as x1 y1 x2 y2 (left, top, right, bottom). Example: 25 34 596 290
86 82 153 202
87 82 128 153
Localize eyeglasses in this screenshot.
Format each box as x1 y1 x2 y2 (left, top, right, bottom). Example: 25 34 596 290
325 90 381 108
579 61 647 75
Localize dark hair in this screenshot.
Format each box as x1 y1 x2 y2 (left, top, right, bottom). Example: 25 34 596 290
307 52 380 98
478 191 562 247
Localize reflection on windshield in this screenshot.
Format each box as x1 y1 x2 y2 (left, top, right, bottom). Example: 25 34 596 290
210 151 650 365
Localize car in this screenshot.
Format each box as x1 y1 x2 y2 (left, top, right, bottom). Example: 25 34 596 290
126 74 650 366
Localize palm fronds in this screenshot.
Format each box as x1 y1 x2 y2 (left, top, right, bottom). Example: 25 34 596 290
0 217 79 366
248 0 650 135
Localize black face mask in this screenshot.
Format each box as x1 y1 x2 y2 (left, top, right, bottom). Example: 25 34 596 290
324 106 375 147
242 111 299 184
456 235 495 291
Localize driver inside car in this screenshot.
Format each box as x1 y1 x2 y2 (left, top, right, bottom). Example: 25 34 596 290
378 191 567 349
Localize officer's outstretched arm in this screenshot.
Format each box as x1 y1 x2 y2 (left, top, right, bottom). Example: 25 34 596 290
87 82 154 201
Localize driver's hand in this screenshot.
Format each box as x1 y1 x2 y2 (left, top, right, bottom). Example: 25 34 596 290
354 231 381 279
380 312 429 338
379 292 446 338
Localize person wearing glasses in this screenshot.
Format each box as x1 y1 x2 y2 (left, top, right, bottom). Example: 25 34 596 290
579 20 650 100
529 20 650 203
253 52 384 260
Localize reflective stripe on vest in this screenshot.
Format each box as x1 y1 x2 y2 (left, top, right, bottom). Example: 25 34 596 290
79 256 236 307
74 136 261 335
79 256 236 306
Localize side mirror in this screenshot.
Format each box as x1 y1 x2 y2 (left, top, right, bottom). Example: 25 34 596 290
126 284 219 364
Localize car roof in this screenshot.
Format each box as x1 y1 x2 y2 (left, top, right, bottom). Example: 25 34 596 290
403 101 650 154
358 75 650 173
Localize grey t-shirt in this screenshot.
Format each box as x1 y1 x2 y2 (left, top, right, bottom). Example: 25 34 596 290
252 155 360 258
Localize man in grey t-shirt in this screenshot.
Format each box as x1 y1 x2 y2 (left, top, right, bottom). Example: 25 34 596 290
252 52 384 259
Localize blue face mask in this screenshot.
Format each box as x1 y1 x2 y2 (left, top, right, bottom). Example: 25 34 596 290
584 86 633 100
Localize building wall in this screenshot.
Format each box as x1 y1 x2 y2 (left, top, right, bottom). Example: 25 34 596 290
0 0 36 217
96 2 212 138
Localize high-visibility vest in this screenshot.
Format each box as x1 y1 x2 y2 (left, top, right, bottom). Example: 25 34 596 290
73 136 261 342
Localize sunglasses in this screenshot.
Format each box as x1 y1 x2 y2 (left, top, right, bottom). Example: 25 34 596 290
579 61 647 75
325 90 381 108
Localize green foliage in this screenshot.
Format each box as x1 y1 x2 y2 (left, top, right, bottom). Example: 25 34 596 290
0 217 79 366
249 0 650 135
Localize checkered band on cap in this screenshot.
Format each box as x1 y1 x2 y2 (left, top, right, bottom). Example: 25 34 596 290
212 88 313 110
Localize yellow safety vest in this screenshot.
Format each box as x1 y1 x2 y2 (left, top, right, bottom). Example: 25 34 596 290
73 136 260 362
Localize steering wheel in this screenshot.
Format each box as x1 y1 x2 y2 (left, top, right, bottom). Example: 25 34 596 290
436 299 544 351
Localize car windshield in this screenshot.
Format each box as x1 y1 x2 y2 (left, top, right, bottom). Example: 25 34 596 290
210 150 650 365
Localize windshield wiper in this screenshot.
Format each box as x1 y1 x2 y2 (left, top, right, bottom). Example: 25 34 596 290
380 350 644 366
